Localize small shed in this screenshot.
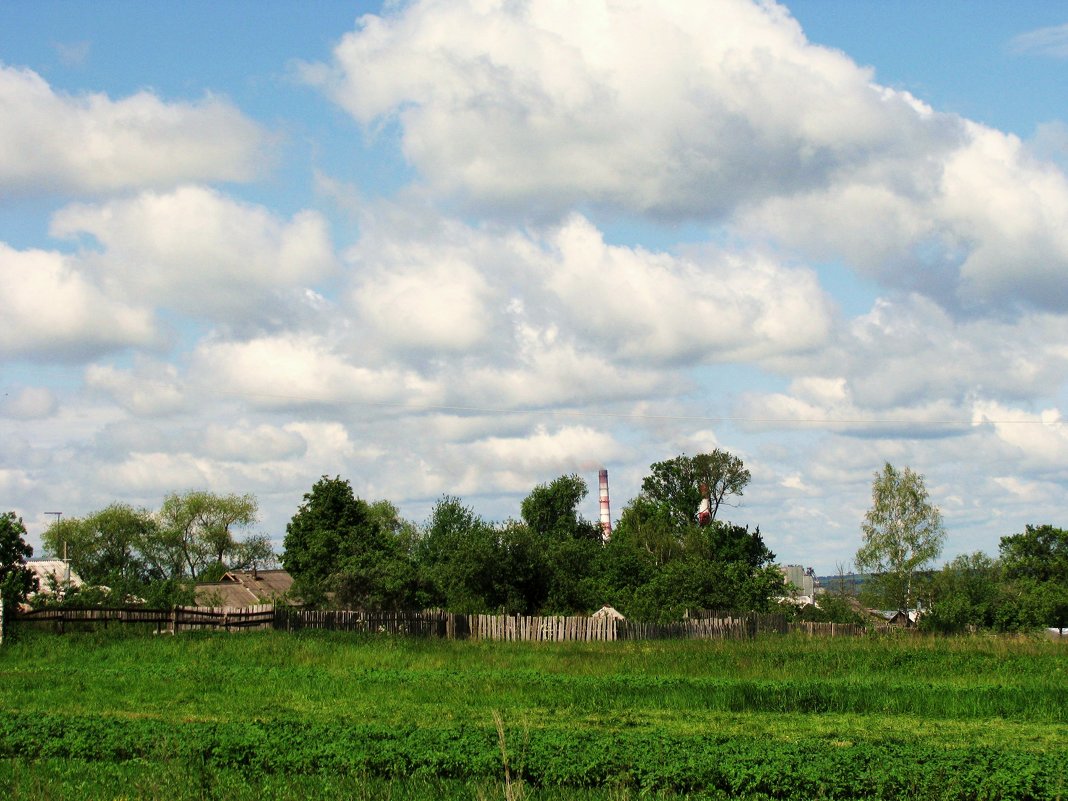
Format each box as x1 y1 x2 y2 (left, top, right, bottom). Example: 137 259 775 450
870 609 911 627
591 604 625 621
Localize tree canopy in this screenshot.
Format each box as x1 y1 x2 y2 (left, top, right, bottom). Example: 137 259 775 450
157 491 259 580
640 450 750 529
0 511 37 608
855 463 945 612
282 476 415 610
43 504 155 587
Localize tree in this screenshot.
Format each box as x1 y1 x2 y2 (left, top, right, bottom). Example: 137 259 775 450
1 512 37 608
519 474 603 613
855 463 945 613
282 476 414 610
999 525 1068 584
157 491 258 579
640 450 750 530
416 495 503 613
42 504 155 586
612 496 683 566
922 552 1002 634
998 525 1068 632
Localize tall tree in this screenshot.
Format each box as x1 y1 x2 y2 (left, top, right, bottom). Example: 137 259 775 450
855 463 945 613
417 495 503 613
922 552 1002 634
157 491 258 579
998 524 1068 633
1 511 37 608
520 474 603 613
999 524 1068 584
640 450 750 530
43 504 155 586
282 476 413 609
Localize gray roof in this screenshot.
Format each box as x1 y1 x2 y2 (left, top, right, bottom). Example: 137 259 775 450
194 569 294 607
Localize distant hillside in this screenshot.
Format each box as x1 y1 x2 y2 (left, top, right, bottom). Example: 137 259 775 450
816 573 871 594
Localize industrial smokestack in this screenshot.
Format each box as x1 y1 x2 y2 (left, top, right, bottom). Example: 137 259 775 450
697 482 712 526
598 468 612 541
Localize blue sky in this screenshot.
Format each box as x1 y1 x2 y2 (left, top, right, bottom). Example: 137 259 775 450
3 1 1068 573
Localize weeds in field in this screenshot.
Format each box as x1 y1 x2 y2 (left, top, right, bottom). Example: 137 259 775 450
1 630 1064 799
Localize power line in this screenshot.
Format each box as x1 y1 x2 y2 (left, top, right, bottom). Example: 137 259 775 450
30 374 1055 428
209 389 1054 427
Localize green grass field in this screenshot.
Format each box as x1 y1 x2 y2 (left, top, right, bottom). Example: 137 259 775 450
1 629 1065 799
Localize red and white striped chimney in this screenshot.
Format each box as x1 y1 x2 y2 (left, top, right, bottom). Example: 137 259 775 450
598 468 612 541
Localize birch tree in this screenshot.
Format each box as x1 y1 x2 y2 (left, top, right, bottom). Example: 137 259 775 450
855 463 945 613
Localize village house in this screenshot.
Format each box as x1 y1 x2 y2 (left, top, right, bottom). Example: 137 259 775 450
194 568 295 608
25 559 83 600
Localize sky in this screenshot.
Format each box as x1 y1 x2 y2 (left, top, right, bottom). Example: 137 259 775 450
3 0 1068 574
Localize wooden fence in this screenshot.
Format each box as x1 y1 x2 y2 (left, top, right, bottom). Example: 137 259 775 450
10 605 884 640
272 607 451 637
275 609 840 641
13 604 275 634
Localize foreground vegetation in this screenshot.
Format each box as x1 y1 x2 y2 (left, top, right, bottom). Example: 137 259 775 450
1 630 1064 799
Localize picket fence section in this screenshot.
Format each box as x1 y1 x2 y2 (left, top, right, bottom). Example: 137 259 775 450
10 605 888 640
13 604 274 634
273 607 451 637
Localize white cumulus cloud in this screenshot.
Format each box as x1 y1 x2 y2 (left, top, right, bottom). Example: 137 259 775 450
50 186 337 323
0 64 268 195
0 243 156 360
306 0 944 219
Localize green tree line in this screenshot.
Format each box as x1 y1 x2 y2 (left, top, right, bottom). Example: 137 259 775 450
849 462 1068 633
3 452 1065 631
3 450 782 619
281 451 782 621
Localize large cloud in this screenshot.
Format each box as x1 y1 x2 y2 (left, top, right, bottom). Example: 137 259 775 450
542 216 831 363
0 243 156 360
308 0 1068 312
751 293 1068 418
189 333 444 410
741 123 1068 310
0 65 268 195
306 0 943 219
50 186 337 323
345 206 831 366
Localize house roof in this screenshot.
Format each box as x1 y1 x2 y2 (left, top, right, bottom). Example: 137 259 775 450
194 569 294 607
25 560 83 593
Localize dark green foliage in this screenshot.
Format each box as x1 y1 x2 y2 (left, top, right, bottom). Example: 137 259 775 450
923 526 1068 633
998 525 1068 632
519 474 603 614
417 496 505 613
999 524 1068 583
0 511 36 608
1 630 1065 801
0 712 1063 799
601 516 778 620
923 552 1002 633
282 476 416 610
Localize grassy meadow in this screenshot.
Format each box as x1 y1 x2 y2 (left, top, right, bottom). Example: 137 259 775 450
0 629 1065 799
